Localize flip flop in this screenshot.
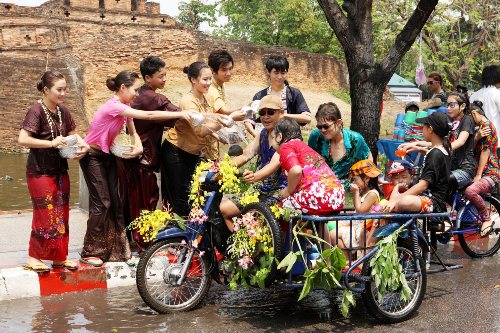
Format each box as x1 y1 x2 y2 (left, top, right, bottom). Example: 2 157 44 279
23 262 50 273
79 257 104 267
52 260 79 270
480 220 495 238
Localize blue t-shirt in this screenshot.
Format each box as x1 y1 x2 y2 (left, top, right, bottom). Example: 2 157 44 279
308 128 370 183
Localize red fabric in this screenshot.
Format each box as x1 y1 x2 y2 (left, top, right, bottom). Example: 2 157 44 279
279 139 345 215
27 172 70 261
279 139 313 171
117 158 160 249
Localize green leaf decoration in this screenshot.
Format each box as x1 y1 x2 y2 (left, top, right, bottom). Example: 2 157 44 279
277 251 299 273
341 289 356 318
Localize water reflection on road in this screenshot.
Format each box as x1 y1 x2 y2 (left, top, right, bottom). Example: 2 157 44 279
1 248 498 333
0 153 80 211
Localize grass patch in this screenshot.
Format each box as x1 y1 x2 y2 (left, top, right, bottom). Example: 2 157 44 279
331 88 351 104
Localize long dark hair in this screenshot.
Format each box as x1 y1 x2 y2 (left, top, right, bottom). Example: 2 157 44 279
106 71 139 92
366 176 382 196
273 118 302 145
448 91 470 115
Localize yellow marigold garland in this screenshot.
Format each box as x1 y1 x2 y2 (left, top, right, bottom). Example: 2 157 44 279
127 209 174 243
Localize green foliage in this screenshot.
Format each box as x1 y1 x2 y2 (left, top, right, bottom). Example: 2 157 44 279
215 0 344 58
369 226 413 302
177 0 216 30
340 289 356 318
226 211 275 290
373 0 499 88
330 87 351 104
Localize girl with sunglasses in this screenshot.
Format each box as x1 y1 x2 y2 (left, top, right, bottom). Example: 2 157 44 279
308 102 372 186
401 91 476 190
446 91 477 190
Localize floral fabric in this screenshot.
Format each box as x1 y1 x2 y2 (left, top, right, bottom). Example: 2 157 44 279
279 139 344 214
27 172 70 261
476 120 500 183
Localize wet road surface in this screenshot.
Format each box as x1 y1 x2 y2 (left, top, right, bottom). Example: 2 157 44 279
1 247 499 333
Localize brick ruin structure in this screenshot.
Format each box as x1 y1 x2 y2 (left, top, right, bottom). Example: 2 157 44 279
0 0 347 152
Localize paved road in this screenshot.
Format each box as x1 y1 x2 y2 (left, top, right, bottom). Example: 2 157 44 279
1 246 498 333
0 209 87 268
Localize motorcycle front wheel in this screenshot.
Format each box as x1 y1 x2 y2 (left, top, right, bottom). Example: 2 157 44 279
136 239 211 313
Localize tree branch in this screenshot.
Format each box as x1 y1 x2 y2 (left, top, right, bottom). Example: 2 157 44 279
317 0 352 52
381 0 438 79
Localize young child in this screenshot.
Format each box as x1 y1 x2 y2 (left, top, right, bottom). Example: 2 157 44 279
465 101 500 236
385 159 415 197
383 112 452 214
270 118 344 215
344 160 382 251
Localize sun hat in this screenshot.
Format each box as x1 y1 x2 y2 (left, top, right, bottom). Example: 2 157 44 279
387 160 413 176
349 159 382 178
258 95 282 110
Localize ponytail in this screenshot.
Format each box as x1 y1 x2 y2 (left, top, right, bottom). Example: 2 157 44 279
443 135 452 154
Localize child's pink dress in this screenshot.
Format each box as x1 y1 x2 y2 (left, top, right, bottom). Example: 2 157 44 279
280 139 344 214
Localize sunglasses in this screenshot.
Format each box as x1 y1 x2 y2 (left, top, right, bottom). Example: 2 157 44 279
447 102 460 108
316 122 335 130
258 109 277 117
426 81 435 85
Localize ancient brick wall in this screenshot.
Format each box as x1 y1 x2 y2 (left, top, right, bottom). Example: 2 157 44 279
0 0 347 151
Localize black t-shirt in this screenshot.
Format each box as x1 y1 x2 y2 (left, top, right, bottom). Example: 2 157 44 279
420 147 451 212
253 86 310 125
451 114 476 176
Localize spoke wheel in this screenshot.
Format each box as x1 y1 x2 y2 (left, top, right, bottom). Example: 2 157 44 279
458 196 500 258
361 244 426 323
136 239 211 313
236 202 283 287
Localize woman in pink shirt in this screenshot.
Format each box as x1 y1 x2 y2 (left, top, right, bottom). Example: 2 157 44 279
79 70 191 266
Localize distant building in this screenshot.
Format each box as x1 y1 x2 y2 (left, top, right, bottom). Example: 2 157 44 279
387 73 422 102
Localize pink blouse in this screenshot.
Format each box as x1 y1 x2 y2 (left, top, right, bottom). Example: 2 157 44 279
84 96 132 153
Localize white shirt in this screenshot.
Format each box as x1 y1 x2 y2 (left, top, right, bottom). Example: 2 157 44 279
470 86 500 131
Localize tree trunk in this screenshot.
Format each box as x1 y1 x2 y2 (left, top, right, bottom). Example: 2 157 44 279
317 0 439 153
349 75 385 155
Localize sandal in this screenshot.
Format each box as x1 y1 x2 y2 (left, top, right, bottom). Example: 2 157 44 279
23 261 50 273
52 260 79 270
480 220 495 238
79 257 104 267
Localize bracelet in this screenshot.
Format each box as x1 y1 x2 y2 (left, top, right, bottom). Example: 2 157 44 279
50 140 54 148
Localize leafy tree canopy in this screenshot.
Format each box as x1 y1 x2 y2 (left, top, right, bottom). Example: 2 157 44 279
176 0 499 89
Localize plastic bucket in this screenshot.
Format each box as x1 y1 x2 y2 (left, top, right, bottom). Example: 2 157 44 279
404 111 417 124
396 129 406 141
395 114 405 127
416 110 428 120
